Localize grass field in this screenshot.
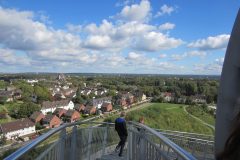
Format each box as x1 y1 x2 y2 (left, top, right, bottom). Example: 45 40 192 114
186 105 215 125
105 103 214 135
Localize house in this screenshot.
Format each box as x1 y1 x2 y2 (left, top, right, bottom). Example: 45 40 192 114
133 91 146 102
27 79 38 86
116 93 134 106
53 93 66 101
41 100 74 115
0 90 14 102
81 88 91 96
161 92 174 102
0 118 35 140
57 74 66 81
53 108 67 118
177 97 187 104
63 110 80 122
42 115 61 128
101 102 113 112
13 89 22 100
74 104 85 113
84 106 97 115
92 97 112 109
30 111 45 123
192 95 206 104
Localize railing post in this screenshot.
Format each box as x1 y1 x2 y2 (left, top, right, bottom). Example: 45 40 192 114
70 125 77 160
87 127 93 160
139 129 146 160
127 123 133 160
102 123 109 156
59 128 66 160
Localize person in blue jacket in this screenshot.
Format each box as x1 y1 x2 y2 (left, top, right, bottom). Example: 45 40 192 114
115 111 128 157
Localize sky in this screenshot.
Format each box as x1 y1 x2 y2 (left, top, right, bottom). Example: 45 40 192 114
0 0 239 74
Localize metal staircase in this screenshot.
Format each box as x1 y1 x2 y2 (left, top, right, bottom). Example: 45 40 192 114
4 121 214 160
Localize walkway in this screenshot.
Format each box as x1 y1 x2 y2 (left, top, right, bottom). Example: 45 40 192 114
183 106 215 130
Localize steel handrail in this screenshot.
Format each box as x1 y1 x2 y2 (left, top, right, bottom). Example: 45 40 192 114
155 128 214 138
129 121 197 160
4 121 114 160
159 132 215 143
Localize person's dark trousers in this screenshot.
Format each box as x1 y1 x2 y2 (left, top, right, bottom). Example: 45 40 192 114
116 136 127 156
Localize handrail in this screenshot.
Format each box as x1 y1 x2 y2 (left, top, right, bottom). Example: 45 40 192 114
4 121 114 160
159 132 214 143
129 121 197 160
155 128 214 138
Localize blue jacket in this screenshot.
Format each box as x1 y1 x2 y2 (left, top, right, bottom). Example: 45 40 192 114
115 117 128 137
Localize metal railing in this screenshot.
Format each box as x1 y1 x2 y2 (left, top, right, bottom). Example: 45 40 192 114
127 122 197 160
5 121 198 160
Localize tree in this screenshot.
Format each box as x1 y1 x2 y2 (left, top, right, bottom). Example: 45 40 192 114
185 82 197 96
34 85 51 102
0 135 6 146
13 102 40 118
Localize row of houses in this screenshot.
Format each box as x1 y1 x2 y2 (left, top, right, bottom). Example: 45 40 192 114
160 92 207 104
0 101 113 140
115 92 147 108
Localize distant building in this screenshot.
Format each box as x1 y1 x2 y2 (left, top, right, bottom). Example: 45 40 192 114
92 97 112 109
192 95 206 104
116 92 134 106
26 80 38 86
57 74 66 81
84 106 97 115
30 111 45 123
53 108 67 118
161 92 174 102
74 104 85 113
101 102 113 112
41 100 74 115
63 110 80 122
0 118 35 140
0 90 14 102
42 115 61 128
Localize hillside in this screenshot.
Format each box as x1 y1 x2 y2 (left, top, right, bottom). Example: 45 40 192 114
105 103 214 135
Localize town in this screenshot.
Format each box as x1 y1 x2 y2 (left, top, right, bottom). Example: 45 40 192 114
0 73 218 150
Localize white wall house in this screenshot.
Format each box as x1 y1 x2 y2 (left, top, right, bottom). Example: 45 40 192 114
41 100 74 115
0 118 35 140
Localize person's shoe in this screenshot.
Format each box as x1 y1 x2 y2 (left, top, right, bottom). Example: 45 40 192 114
118 153 123 157
115 146 120 153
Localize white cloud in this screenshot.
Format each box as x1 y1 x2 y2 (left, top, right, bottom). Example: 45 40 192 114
118 0 151 22
187 50 207 57
134 31 183 52
170 50 207 61
155 4 175 17
193 57 224 74
159 54 167 58
159 22 175 31
0 4 184 73
84 35 112 49
66 24 82 33
127 52 142 60
188 34 230 50
0 48 31 66
215 57 224 65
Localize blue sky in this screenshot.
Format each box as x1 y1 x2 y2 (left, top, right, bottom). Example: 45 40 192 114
0 0 239 74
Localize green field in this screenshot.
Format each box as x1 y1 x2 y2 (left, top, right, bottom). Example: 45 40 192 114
186 105 215 125
105 103 214 135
